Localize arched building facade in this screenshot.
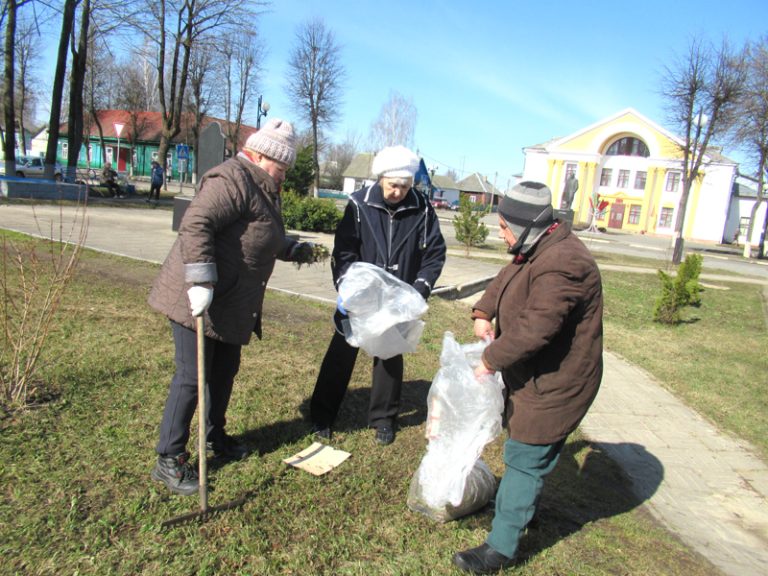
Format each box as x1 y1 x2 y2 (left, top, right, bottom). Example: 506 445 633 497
522 108 738 243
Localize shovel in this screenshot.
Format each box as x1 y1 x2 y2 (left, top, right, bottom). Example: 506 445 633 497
161 315 248 529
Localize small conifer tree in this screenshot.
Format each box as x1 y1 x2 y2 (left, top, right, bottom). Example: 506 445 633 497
653 254 704 324
452 195 488 255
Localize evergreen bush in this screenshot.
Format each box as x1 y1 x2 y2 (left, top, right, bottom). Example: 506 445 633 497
282 191 342 233
653 254 704 324
452 195 488 255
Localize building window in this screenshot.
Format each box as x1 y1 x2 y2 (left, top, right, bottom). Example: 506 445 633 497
628 205 642 225
659 207 674 228
665 171 681 192
606 137 649 157
61 142 68 157
739 216 750 237
634 171 647 190
617 169 630 188
600 168 612 186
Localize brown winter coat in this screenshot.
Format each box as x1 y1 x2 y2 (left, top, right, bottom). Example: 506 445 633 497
148 155 299 345
472 222 603 444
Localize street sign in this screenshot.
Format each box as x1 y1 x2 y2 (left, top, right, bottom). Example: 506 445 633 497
176 144 189 160
113 123 125 137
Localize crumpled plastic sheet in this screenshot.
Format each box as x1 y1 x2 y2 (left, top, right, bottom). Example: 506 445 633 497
338 262 428 360
407 332 505 521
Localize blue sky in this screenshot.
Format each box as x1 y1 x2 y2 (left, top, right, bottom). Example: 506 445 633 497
254 0 767 189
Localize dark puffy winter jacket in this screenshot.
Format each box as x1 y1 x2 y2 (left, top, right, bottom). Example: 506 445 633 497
332 183 446 298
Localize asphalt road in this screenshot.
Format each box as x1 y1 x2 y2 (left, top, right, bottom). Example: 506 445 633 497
435 209 768 281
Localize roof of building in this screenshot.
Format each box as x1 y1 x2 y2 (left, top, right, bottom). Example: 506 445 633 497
58 110 259 149
432 174 458 190
457 172 502 195
343 152 375 179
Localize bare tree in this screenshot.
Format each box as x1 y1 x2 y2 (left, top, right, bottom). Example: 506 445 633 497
43 0 78 180
13 15 40 155
324 131 359 190
184 42 214 175
220 29 263 156
286 18 345 196
368 90 417 151
3 0 36 175
132 0 264 167
661 37 746 264
733 37 768 258
62 0 92 181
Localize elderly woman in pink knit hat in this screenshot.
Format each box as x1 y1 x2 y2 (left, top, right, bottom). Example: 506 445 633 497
147 119 317 496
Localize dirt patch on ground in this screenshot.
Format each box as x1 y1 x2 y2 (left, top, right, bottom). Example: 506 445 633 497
76 251 159 289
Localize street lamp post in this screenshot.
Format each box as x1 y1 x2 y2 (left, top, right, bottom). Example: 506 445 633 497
256 95 270 129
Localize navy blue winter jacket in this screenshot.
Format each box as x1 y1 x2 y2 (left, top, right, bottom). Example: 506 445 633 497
332 183 446 299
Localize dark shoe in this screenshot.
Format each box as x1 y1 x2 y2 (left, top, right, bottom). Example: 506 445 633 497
312 423 332 441
206 434 250 460
453 543 516 574
151 452 199 496
375 425 395 445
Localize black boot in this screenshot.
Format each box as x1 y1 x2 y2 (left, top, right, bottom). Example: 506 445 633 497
206 433 250 460
151 452 199 496
452 543 516 574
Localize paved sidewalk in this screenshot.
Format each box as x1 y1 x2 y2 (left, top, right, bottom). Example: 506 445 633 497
2 202 767 575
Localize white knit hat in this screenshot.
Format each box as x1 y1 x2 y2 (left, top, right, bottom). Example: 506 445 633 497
371 145 420 179
244 118 297 166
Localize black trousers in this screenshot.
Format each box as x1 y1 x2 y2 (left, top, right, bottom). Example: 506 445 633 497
310 312 403 429
156 321 242 457
149 182 161 201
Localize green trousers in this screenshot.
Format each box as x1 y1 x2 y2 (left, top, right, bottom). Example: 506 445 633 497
486 437 566 559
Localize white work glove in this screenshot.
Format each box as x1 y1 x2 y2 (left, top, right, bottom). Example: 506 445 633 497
187 285 213 317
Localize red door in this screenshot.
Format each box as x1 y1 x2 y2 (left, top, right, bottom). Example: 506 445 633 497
608 201 625 229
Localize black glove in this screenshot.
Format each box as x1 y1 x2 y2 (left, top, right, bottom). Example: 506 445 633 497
413 281 430 300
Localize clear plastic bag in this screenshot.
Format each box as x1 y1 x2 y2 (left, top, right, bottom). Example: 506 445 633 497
407 332 505 522
338 262 428 360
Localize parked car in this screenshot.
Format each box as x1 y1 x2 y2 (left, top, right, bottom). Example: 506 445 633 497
430 198 449 209
15 155 64 181
449 199 461 211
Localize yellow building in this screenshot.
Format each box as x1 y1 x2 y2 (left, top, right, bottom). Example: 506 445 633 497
522 108 738 244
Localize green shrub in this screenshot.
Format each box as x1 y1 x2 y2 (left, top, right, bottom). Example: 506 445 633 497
653 254 704 324
282 190 342 233
452 195 489 254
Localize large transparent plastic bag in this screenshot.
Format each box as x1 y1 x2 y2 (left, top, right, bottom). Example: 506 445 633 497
338 262 428 360
407 332 505 522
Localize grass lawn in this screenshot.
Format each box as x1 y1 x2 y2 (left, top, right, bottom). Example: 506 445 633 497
0 237 747 575
601 268 768 460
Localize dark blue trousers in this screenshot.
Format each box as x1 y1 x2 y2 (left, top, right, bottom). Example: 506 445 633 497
156 321 242 456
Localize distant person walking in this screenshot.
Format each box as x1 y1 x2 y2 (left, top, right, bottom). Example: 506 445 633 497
147 160 164 204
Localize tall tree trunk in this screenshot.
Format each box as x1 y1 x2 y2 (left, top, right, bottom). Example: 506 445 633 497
45 0 78 179
3 0 18 176
66 0 90 182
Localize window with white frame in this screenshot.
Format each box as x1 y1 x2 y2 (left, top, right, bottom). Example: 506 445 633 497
628 205 642 225
599 168 612 186
658 207 674 228
634 171 647 190
665 171 681 192
617 169 630 188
